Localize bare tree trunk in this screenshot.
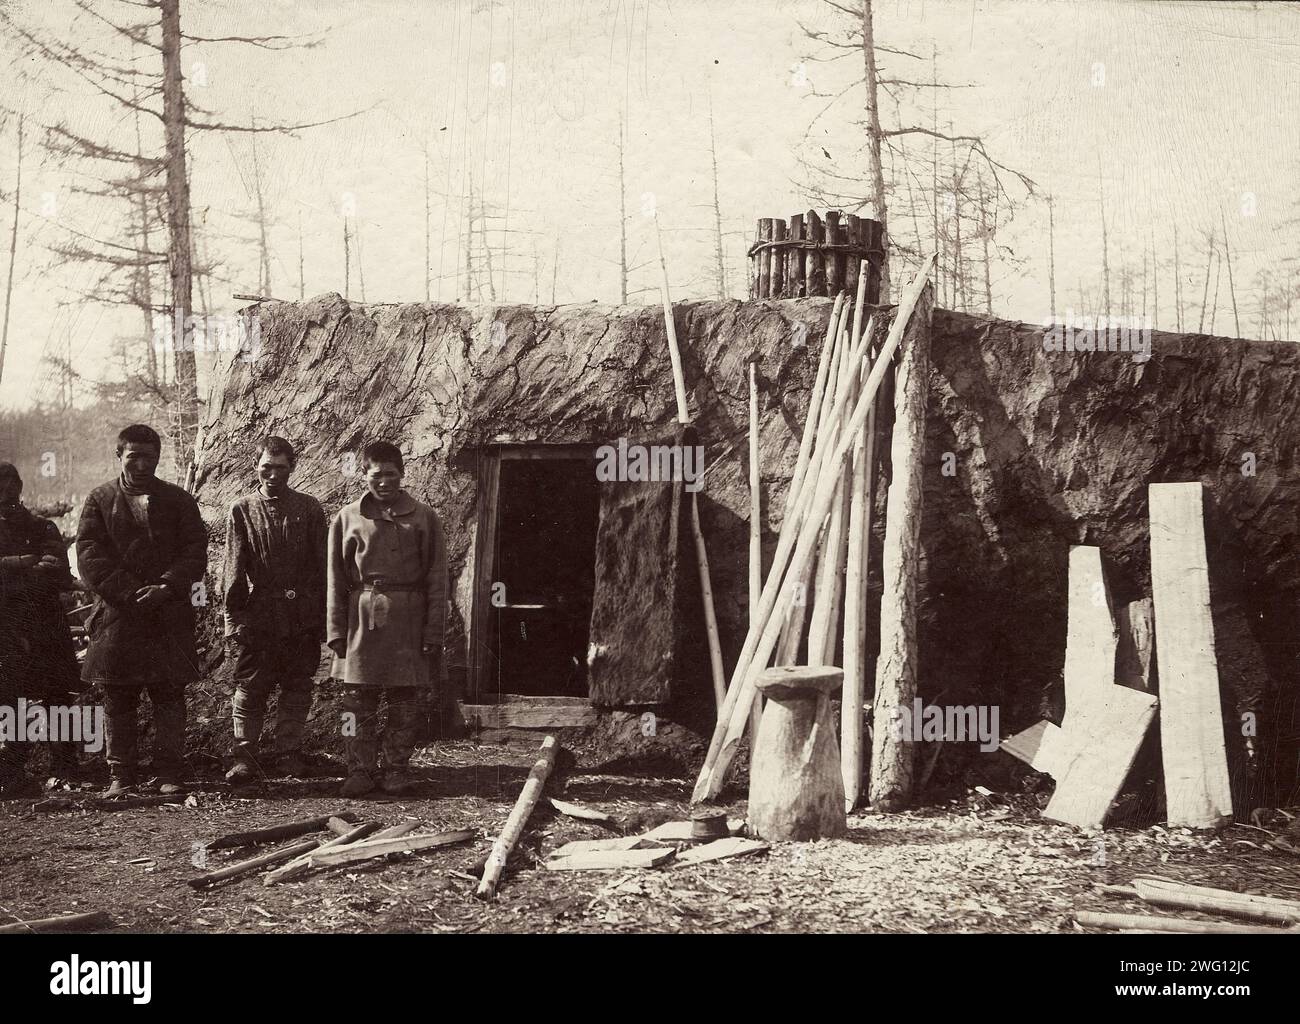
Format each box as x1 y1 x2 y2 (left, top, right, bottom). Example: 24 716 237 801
249 116 271 296
1258 271 1268 340
1173 224 1183 332
1198 230 1214 334
463 196 473 302
1100 176 1111 320
978 175 992 314
424 149 431 301
861 0 890 299
159 0 199 474
1210 246 1221 335
551 233 559 304
618 117 628 303
1141 243 1148 320
1279 274 1289 343
480 197 496 302
356 219 366 302
1048 195 1056 322
708 98 727 299
298 210 305 299
131 105 158 388
0 112 23 391
1221 210 1239 336
930 45 940 309
1152 231 1158 330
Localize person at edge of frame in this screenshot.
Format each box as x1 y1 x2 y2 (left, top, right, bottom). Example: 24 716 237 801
326 440 447 798
0 461 82 797
75 424 207 798
222 435 327 785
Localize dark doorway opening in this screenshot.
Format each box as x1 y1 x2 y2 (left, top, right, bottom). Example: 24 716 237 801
480 452 599 698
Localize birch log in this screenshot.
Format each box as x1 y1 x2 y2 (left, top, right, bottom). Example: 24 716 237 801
842 266 876 808
868 280 935 812
477 735 559 899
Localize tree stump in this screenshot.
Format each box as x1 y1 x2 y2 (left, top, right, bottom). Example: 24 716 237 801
747 666 847 841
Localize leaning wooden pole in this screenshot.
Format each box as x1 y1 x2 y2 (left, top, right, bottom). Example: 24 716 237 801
843 265 876 809
808 313 857 665
777 296 847 663
749 359 763 615
693 256 936 803
657 224 727 720
690 492 728 713
478 735 559 899
783 294 844 520
746 358 763 742
868 278 935 812
655 218 690 425
790 303 850 661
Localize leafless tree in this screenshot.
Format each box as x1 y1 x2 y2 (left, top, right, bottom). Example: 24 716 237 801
1 0 356 481
797 0 1036 308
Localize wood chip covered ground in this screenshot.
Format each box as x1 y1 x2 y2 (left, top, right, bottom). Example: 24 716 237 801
2 742 1295 934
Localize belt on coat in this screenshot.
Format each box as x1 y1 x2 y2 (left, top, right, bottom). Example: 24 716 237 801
257 587 306 600
357 581 423 593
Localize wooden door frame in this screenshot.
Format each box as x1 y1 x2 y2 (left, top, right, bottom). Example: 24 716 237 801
467 443 597 701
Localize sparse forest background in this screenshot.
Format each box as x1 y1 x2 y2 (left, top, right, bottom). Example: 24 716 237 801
1 0 1296 507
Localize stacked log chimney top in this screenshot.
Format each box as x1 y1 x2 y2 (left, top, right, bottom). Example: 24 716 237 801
749 211 884 302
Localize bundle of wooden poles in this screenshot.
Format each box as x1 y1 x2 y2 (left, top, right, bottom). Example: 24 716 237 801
693 253 937 809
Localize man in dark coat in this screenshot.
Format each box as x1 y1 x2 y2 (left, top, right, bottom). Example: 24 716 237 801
0 462 81 797
222 436 326 784
76 424 208 796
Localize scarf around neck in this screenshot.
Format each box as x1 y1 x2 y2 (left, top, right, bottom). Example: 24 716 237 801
119 472 157 497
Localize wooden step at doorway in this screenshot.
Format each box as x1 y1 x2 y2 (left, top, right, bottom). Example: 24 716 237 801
460 696 598 731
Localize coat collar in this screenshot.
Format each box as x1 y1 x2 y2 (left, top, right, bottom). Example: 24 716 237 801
359 490 416 518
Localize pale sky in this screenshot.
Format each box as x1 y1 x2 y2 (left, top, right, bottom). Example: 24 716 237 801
1 0 1297 410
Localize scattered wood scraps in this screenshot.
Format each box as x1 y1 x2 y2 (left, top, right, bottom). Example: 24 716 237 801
1078 876 1300 933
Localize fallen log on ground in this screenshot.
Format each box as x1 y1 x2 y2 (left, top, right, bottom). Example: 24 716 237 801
207 812 358 850
1076 910 1292 934
263 821 383 885
477 734 560 899
306 830 475 868
188 838 321 889
1132 877 1300 925
34 795 183 813
0 911 113 934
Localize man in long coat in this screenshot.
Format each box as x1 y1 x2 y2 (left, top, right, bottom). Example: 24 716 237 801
222 435 326 783
0 462 81 797
327 441 446 797
77 424 208 796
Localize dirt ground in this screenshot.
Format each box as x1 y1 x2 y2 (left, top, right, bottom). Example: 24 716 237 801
1 741 1297 935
